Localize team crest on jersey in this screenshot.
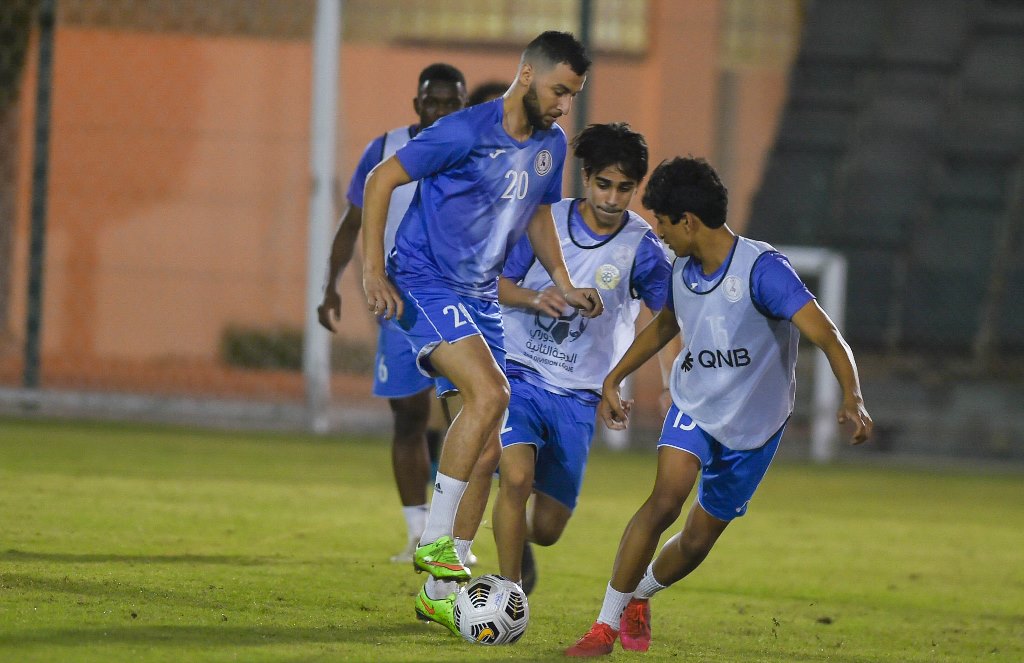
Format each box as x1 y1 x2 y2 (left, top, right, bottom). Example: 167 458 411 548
723 275 743 302
534 150 553 176
596 263 621 290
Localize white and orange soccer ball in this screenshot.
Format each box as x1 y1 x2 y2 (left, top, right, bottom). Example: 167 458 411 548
453 574 529 645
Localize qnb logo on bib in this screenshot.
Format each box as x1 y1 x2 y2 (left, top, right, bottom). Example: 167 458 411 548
534 309 588 344
696 348 751 369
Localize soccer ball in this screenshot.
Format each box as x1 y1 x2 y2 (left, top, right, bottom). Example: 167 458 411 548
453 574 529 645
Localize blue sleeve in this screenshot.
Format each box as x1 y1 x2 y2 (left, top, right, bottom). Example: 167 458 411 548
346 134 386 208
501 235 535 282
751 251 815 320
630 231 673 310
540 136 567 205
394 113 474 181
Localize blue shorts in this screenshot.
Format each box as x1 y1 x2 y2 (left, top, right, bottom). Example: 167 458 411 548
393 284 506 398
657 403 784 522
371 319 433 399
499 378 597 510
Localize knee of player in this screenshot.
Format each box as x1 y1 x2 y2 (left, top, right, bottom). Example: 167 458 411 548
466 381 510 420
497 463 534 495
531 523 565 547
645 493 685 525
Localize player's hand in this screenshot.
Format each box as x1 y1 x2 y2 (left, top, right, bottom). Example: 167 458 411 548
529 286 568 317
599 382 632 430
838 398 873 444
317 289 342 333
564 287 604 318
362 270 403 320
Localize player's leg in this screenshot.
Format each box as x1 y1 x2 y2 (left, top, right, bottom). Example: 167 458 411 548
393 287 507 581
566 405 706 657
421 425 501 606
372 320 436 562
387 388 433 562
493 443 536 584
619 422 787 653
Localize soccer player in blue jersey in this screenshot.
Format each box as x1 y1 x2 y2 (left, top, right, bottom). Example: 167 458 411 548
360 31 603 632
316 63 467 564
493 123 671 596
565 157 873 657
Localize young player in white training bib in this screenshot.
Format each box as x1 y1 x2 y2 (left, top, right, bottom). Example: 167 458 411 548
566 157 873 657
493 123 671 596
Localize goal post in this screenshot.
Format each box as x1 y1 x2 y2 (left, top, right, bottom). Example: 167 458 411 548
781 245 848 463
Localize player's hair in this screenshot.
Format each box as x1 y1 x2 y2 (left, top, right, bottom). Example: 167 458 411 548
521 31 591 76
468 80 509 106
417 62 466 89
642 157 728 228
572 122 649 183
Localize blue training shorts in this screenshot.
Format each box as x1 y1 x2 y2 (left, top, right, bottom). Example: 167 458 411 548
392 283 506 398
499 378 597 510
371 319 433 399
657 403 784 522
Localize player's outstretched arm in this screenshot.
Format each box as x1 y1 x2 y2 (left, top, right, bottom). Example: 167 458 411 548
497 277 567 317
791 300 874 444
525 205 604 318
361 156 412 320
317 204 363 333
599 307 680 429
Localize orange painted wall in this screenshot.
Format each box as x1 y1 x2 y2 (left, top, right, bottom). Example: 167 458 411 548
7 1 792 409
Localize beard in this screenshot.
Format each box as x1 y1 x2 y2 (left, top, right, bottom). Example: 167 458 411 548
522 83 552 130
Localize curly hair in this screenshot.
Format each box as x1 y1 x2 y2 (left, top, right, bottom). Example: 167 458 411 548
641 157 728 228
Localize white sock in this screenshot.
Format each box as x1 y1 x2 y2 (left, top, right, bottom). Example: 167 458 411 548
633 563 668 600
402 504 428 542
425 576 458 600
420 472 468 544
596 583 633 628
454 537 473 563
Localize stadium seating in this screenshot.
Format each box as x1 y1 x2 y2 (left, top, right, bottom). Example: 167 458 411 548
750 0 1024 353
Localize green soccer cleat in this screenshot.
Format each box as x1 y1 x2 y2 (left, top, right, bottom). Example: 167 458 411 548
415 586 459 636
413 535 471 582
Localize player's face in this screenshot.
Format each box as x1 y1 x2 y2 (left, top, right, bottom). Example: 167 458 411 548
523 62 586 130
414 79 468 128
654 212 693 257
582 165 638 230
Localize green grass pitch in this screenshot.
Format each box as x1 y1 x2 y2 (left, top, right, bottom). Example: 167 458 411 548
1 417 1021 662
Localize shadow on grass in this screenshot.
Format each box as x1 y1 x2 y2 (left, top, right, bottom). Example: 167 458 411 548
0 573 252 612
2 549 275 565
0 623 459 649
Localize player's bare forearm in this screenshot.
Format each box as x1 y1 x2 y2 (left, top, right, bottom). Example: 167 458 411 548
792 301 873 442
526 205 574 292
361 157 410 275
326 204 362 290
497 277 566 317
317 205 363 332
605 307 680 388
360 157 411 319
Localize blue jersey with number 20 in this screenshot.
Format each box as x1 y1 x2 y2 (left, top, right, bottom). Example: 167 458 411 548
391 98 566 301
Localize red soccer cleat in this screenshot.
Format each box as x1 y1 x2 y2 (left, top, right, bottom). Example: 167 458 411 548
619 598 652 652
564 621 618 657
